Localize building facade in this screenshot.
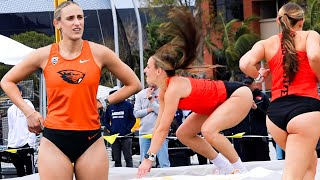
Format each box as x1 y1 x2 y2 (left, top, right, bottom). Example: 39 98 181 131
202 0 289 90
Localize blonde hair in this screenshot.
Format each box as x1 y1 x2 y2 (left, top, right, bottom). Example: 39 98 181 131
278 2 304 81
54 1 80 21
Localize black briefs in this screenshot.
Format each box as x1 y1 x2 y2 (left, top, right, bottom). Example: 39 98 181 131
268 95 320 131
43 128 101 162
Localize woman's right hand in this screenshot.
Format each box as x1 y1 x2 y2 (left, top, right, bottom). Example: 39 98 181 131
258 68 270 79
26 111 44 134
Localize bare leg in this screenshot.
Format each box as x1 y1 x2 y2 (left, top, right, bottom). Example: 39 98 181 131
266 117 288 150
176 113 234 174
303 151 317 180
268 112 320 180
176 113 218 160
75 138 109 180
38 138 74 180
282 112 320 180
201 86 252 163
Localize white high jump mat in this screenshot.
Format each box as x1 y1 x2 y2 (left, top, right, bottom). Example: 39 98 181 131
10 159 320 180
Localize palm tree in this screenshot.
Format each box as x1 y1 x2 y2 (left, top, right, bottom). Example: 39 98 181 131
292 0 320 33
303 0 320 33
206 14 260 81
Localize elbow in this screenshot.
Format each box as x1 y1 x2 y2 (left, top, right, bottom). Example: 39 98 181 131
0 77 10 93
133 111 142 118
308 53 320 65
239 58 250 72
134 83 142 94
137 84 142 92
0 77 5 89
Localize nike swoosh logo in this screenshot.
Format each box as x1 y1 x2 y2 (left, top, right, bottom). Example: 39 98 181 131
80 60 90 63
88 133 98 140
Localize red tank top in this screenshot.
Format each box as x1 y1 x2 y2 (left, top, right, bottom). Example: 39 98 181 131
268 34 319 101
44 41 101 130
167 77 227 115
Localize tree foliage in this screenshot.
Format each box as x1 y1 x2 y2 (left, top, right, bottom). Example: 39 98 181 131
291 0 320 33
143 0 196 7
144 17 172 61
0 31 53 103
10 31 55 49
206 14 260 81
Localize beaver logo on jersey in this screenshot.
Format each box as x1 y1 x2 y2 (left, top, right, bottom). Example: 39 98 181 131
57 70 85 84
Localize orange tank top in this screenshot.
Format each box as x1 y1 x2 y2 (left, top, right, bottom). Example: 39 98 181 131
44 41 101 130
268 34 319 101
167 77 227 115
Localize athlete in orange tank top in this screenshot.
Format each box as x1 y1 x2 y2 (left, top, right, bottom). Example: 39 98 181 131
44 40 101 130
0 2 141 179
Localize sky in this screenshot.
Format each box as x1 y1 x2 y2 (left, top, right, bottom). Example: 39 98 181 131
113 0 141 9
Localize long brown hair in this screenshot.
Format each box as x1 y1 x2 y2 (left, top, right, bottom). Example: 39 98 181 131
153 8 201 77
278 3 304 81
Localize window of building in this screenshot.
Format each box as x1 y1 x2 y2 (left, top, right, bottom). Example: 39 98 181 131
260 1 277 19
216 0 244 21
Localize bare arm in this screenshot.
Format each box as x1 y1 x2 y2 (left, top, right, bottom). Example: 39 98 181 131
151 89 165 134
148 80 182 154
239 40 269 80
91 42 142 104
1 46 49 116
0 46 49 133
306 30 320 81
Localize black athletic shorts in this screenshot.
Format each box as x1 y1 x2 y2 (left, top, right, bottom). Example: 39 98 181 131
43 128 101 162
223 81 246 98
268 95 320 131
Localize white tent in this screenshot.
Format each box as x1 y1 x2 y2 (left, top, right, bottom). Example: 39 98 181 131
0 34 47 116
0 35 118 117
0 34 35 65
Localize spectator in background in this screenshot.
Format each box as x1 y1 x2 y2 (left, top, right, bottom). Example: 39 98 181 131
181 110 191 123
102 90 136 167
133 84 170 168
169 109 183 136
7 85 36 177
276 144 285 160
230 75 270 162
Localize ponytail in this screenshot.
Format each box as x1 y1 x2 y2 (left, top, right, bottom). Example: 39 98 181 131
279 15 298 81
154 8 201 76
278 2 304 82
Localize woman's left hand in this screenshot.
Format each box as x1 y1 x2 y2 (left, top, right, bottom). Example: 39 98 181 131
137 159 153 178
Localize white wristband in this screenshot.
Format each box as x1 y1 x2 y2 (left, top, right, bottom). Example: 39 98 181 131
254 73 262 82
98 98 107 112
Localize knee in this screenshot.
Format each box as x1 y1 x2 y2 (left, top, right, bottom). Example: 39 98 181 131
176 127 197 142
308 152 318 170
176 127 185 140
201 126 220 141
